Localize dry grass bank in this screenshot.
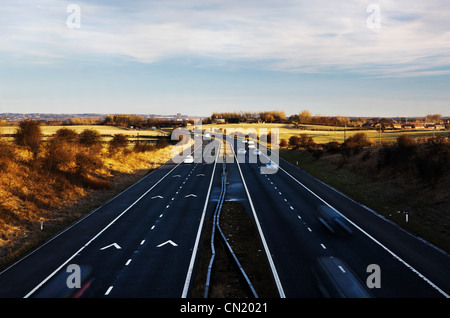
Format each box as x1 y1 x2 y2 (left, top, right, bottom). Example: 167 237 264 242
0 142 174 269
280 138 450 252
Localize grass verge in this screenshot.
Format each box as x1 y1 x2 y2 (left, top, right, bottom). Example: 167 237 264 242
280 148 450 253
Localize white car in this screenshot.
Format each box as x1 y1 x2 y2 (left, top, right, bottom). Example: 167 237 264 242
265 160 278 169
248 144 255 149
183 155 194 163
237 148 247 154
248 140 255 145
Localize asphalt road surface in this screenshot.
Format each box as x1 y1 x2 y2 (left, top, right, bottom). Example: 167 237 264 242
0 139 223 298
0 136 449 298
229 137 450 298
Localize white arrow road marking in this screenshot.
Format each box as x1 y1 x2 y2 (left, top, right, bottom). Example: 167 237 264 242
196 173 205 177
184 194 197 198
157 240 178 247
172 175 181 178
100 243 121 250
151 195 163 199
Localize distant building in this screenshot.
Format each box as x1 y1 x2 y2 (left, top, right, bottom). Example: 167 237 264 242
412 124 425 129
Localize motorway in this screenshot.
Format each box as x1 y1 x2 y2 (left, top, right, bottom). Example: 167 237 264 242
0 139 223 298
230 138 450 298
0 135 449 298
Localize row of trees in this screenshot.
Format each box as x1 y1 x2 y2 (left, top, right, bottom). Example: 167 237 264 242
283 130 450 186
208 111 287 124
10 120 168 179
102 114 189 129
207 110 447 128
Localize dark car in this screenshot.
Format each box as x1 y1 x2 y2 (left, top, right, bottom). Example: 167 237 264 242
315 205 353 235
314 256 372 298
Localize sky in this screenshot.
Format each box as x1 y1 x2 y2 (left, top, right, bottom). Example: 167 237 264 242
1 0 450 118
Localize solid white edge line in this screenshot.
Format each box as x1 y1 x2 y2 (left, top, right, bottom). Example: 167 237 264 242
230 140 286 298
181 139 221 298
261 149 449 298
24 143 202 298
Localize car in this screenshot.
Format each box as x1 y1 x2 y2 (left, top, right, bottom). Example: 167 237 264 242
265 160 278 169
253 149 261 155
248 140 255 145
248 144 255 149
313 256 372 298
237 148 247 154
183 155 194 163
35 265 93 298
315 205 353 235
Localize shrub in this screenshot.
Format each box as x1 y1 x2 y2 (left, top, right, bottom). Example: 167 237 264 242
324 141 341 154
395 134 417 163
109 134 129 155
42 137 77 172
397 134 416 148
133 142 154 153
156 137 168 149
75 149 103 175
342 133 371 156
79 129 101 147
14 120 42 158
55 128 78 143
289 134 315 150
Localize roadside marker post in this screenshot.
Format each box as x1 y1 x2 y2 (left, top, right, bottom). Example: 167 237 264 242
40 218 44 230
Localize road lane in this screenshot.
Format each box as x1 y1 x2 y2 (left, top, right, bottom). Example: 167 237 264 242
230 138 449 297
0 139 222 298
0 158 183 297
96 160 220 297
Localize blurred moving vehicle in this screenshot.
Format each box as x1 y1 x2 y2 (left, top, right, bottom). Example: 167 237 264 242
313 256 372 298
35 265 93 298
237 148 247 154
265 160 278 170
183 155 194 163
315 205 353 235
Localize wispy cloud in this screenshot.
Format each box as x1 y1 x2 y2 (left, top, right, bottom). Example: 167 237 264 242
1 0 450 77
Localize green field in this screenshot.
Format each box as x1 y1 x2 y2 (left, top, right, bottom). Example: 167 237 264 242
199 123 450 145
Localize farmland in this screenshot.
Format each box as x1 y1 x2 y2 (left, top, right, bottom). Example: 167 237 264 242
200 122 450 145
1 124 170 143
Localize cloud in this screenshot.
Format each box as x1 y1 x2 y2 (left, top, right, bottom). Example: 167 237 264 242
1 0 450 77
